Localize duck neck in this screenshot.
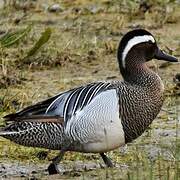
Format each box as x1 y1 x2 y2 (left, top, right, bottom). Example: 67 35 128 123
120 63 149 85
119 57 164 93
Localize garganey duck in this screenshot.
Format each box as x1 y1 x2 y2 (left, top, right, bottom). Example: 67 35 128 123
0 29 178 174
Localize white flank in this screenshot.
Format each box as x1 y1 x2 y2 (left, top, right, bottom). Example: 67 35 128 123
122 35 155 68
65 89 125 153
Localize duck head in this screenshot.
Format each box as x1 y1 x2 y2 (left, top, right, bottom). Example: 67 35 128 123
117 29 178 76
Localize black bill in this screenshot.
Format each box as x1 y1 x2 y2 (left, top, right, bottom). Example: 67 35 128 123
155 48 178 62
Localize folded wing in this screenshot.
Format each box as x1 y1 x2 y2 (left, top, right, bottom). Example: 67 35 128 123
4 82 112 124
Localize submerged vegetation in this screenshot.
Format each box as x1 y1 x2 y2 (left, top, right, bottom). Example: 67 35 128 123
0 0 179 179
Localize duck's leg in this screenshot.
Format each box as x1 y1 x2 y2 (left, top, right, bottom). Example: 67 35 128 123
48 150 65 175
100 153 114 168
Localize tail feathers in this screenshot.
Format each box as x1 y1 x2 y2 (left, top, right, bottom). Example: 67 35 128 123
0 130 9 136
0 115 64 137
0 115 65 150
0 127 36 136
0 130 22 136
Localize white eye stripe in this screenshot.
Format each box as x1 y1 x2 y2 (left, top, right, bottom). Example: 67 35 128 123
122 35 155 68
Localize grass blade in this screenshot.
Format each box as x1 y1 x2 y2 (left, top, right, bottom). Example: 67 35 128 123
0 25 31 48
26 27 51 58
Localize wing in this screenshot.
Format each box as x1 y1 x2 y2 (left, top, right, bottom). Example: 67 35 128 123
3 92 67 121
4 82 112 123
46 82 112 124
